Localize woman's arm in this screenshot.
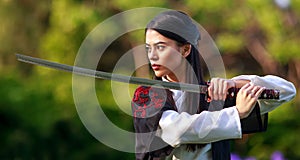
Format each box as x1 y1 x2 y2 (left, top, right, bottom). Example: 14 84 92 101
159 107 242 147
232 75 296 114
208 77 265 118
208 75 296 114
159 75 296 147
208 78 250 101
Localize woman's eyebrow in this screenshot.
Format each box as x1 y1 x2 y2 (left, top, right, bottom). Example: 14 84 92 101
146 41 168 46
155 41 168 45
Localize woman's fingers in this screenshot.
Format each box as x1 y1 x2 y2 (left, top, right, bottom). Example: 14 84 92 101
209 80 266 119
218 79 227 100
208 78 235 101
236 83 265 119
254 86 265 98
242 83 265 99
208 83 214 100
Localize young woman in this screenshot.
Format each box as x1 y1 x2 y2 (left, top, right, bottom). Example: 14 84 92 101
131 10 296 160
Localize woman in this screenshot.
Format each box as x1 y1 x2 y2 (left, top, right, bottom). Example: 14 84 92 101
131 10 296 160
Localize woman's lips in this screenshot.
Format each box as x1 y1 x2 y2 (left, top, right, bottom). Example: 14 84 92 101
151 64 161 70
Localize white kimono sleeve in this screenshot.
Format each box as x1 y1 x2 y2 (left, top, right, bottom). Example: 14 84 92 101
232 75 296 114
159 107 242 147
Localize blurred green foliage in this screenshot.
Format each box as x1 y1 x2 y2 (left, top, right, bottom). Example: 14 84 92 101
1 0 299 159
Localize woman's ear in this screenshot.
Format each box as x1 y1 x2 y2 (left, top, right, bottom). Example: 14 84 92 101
181 44 191 58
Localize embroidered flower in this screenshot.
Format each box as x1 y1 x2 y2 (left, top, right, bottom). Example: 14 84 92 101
132 86 168 118
133 86 150 105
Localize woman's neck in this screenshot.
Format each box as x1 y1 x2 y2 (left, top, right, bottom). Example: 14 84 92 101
165 75 179 82
165 63 187 83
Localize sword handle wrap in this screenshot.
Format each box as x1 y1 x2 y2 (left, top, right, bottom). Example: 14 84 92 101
226 88 280 99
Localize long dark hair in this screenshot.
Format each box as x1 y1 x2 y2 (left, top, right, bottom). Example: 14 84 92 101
146 11 208 113
146 11 209 151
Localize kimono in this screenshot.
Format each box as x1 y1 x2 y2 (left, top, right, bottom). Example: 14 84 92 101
131 75 296 160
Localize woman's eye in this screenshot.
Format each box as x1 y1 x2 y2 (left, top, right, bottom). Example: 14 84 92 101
156 45 166 51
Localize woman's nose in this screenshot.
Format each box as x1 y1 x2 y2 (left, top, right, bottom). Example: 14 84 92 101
148 49 158 60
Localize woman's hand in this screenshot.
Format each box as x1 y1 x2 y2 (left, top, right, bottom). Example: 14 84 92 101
208 78 236 101
236 83 265 119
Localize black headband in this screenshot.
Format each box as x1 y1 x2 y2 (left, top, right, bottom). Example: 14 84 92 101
146 10 200 46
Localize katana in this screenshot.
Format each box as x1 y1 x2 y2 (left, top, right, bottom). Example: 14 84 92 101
16 54 279 99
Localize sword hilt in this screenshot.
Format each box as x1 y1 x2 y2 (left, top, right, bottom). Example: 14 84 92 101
226 87 280 99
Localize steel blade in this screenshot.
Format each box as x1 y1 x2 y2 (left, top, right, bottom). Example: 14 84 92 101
16 54 207 93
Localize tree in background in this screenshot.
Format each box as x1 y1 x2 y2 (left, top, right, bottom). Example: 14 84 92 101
0 0 299 159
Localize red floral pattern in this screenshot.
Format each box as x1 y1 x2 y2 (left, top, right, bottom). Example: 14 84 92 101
132 86 166 118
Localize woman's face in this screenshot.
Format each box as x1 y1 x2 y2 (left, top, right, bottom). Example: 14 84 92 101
145 29 187 82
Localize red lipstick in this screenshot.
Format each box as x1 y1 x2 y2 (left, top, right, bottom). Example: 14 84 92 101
151 64 161 70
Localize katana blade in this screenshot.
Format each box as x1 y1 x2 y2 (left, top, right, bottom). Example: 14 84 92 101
16 53 207 93
16 54 280 99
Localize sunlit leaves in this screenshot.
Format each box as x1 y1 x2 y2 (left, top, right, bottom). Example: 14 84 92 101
111 0 167 10
40 0 101 63
216 33 245 54
269 37 300 63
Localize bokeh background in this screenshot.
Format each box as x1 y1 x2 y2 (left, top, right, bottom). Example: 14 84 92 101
1 0 299 159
